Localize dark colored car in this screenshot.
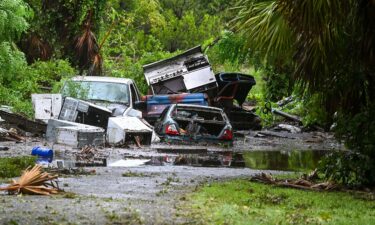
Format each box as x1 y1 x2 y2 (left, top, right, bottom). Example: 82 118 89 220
154 104 233 144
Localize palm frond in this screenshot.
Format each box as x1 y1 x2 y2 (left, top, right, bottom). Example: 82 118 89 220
231 0 294 62
0 165 60 195
75 10 101 75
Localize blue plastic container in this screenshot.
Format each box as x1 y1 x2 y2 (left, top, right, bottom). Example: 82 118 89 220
31 146 53 163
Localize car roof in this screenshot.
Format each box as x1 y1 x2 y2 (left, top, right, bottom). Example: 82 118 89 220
71 76 133 84
174 104 223 112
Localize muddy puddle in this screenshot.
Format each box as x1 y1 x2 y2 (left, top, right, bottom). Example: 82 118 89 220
48 149 328 172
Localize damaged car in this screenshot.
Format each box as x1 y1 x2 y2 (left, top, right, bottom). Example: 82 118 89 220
154 104 233 145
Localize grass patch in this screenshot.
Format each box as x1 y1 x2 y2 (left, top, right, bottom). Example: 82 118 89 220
0 156 36 178
181 179 375 225
122 171 147 177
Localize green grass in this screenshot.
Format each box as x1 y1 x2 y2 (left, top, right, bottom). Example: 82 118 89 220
0 156 36 178
181 179 375 225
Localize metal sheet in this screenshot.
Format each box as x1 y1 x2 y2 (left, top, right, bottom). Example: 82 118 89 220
183 67 216 90
107 117 153 145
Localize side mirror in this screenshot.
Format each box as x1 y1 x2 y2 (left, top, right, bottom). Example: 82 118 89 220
133 101 147 111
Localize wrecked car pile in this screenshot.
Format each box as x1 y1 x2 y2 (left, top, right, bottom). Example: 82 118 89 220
26 45 260 147
142 46 261 132
0 45 261 151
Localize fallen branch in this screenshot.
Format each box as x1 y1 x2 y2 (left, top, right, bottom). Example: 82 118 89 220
0 165 60 195
250 172 338 191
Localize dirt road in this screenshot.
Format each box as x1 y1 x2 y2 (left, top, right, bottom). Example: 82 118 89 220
0 130 341 224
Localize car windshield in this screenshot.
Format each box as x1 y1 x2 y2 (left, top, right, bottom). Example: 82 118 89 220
61 81 130 105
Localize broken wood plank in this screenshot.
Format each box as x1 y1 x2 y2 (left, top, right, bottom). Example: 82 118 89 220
272 109 302 123
0 110 46 135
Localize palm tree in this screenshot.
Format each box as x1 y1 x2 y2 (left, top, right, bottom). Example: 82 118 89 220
232 0 375 185
233 0 375 113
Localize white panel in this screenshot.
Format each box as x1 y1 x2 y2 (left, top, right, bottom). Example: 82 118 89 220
106 117 152 145
32 94 62 122
183 67 216 90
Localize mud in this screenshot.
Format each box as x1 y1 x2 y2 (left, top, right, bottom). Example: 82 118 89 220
0 130 342 224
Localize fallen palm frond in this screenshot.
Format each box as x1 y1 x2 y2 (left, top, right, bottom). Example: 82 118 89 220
0 165 60 195
250 171 337 191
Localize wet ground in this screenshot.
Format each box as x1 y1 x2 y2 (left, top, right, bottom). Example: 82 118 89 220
0 130 343 224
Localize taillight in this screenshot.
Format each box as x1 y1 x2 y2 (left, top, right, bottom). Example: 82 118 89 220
165 124 179 135
220 129 233 140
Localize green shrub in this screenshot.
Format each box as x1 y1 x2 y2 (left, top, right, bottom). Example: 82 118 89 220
0 156 36 178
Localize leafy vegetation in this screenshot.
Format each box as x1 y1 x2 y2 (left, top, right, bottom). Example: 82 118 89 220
230 0 375 186
0 156 36 178
181 179 375 224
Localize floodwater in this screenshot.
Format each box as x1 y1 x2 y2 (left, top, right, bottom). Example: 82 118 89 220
105 150 328 172
242 150 328 171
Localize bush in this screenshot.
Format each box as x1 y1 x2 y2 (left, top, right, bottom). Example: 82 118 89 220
263 67 293 102
0 156 36 178
0 59 76 117
319 151 375 187
319 104 375 187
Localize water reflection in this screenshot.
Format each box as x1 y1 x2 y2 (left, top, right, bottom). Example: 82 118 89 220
243 150 328 171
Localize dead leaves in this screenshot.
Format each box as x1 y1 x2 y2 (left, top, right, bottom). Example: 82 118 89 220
0 165 60 195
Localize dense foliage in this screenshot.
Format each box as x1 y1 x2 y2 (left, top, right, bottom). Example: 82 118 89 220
232 0 375 186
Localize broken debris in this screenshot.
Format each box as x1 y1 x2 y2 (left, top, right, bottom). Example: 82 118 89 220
275 124 302 133
0 109 46 135
250 172 337 191
0 165 60 195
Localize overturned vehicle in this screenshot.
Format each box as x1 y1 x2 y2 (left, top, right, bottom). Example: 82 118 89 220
154 104 233 145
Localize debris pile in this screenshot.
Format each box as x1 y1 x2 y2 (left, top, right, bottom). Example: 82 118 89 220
0 165 60 195
74 146 107 167
250 171 337 191
0 127 25 142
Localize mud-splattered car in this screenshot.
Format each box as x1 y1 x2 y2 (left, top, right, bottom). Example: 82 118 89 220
154 104 233 144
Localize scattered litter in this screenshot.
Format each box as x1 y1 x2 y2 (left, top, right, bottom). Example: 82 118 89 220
0 146 9 151
46 167 96 176
0 127 25 142
0 165 60 195
156 147 207 154
0 109 46 135
109 159 150 167
256 131 296 139
275 124 302 133
76 146 98 161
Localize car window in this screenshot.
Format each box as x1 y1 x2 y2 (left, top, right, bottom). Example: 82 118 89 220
158 106 171 122
61 81 129 105
130 84 139 104
173 106 223 121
